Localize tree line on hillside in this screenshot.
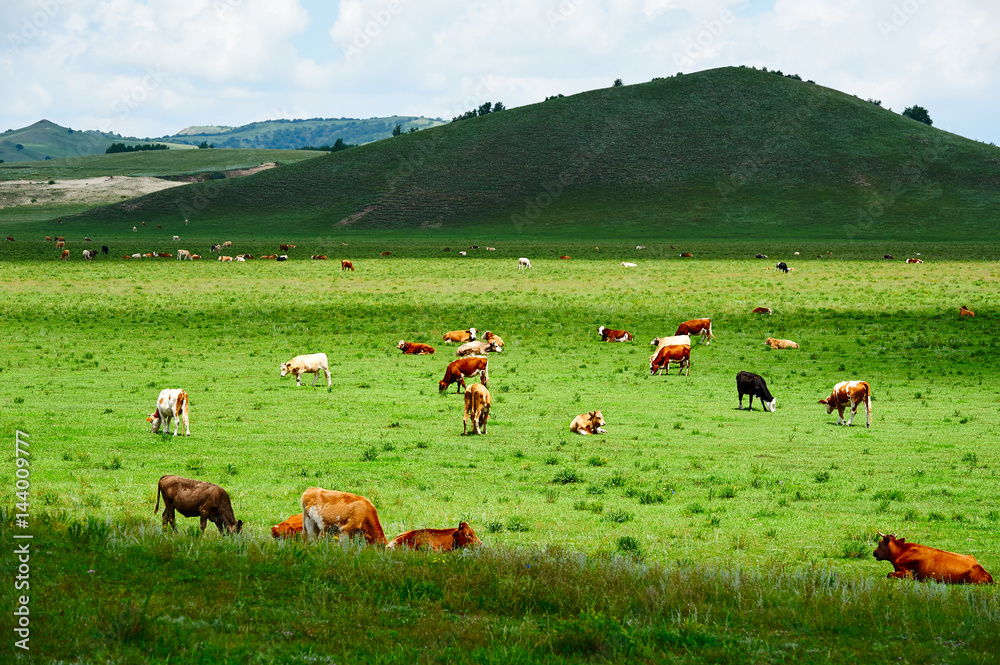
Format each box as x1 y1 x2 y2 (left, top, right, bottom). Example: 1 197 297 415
451 102 506 123
105 142 169 154
297 138 355 152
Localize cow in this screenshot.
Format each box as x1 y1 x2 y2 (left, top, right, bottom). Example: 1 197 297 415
312 255 328 260
819 380 872 427
621 262 638 268
482 331 504 347
559 255 571 260
388 522 482 551
439 357 489 394
960 306 975 317
133 227 138 233
279 244 296 251
755 253 768 259
442 328 477 344
455 340 502 357
765 337 799 349
60 249 70 260
752 307 772 315
380 251 392 256
221 241 232 250
84 237 91 242
45 236 52 242
570 410 606 435
234 256 245 262
458 251 467 256
155 475 243 534
650 334 692 356
300 487 386 545
906 258 923 264
486 247 496 251
173 235 180 241
271 514 304 539
238 254 254 260
190 254 201 260
131 253 142 258
143 253 155 258
122 255 131 259
397 340 435 355
518 257 532 269
463 383 491 435
341 260 354 271
874 533 994 584
156 226 161 230
736 371 775 412
883 254 894 259
675 318 715 345
635 245 646 250
147 388 191 436
218 255 234 262
776 262 790 273
276 255 288 261
280 353 332 388
649 344 691 376
679 252 694 258
157 253 172 258
101 245 109 255
55 240 65 249
211 243 221 253
176 249 192 260
55 236 64 241
82 249 96 260
598 326 633 342
259 254 277 260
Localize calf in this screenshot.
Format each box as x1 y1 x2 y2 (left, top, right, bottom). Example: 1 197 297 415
765 337 799 349
455 340 502 357
874 533 993 584
147 388 191 436
280 352 332 388
736 371 775 412
301 487 386 545
598 326 633 342
442 327 477 344
819 380 871 427
341 260 354 271
752 307 772 315
388 522 482 551
649 344 691 376
570 410 606 435
439 356 489 394
518 257 532 269
463 383 491 435
398 340 436 355
675 318 715 345
155 475 242 534
271 514 304 539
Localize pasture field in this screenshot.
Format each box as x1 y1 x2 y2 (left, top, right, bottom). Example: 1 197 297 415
3 242 1000 663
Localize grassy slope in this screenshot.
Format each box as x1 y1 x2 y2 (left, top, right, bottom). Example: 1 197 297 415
0 119 192 164
72 66 1000 241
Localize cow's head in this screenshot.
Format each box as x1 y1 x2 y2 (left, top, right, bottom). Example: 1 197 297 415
487 342 502 353
453 522 482 549
280 362 291 377
146 412 162 433
397 340 406 350
873 532 901 561
818 396 836 414
764 397 776 412
589 410 605 428
598 326 606 337
468 328 477 340
229 519 244 535
438 380 449 393
650 337 660 346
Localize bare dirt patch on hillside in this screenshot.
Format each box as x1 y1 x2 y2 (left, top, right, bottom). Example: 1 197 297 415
0 176 188 209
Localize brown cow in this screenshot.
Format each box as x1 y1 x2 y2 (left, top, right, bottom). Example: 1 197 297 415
960 306 975 317
598 326 633 342
271 514 304 539
380 251 392 256
765 337 799 349
819 380 871 427
752 307 772 315
311 255 327 260
874 533 994 584
559 255 571 260
45 236 52 242
341 260 354 271
259 254 277 260
439 356 489 394
280 244 296 251
649 344 691 376
388 522 482 551
906 258 923 264
55 236 65 241
300 487 386 545
570 410 606 435
155 475 243 534
5 236 14 242
482 331 504 347
463 383 491 435
55 240 65 249
675 318 714 345
397 340 435 355
679 252 694 258
60 249 70 260
442 328 477 344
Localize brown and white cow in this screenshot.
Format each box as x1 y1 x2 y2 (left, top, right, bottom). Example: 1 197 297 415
280 353 332 388
300 487 386 545
765 337 799 349
341 260 354 271
570 410 606 435
442 328 477 344
959 306 975 317
874 533 994 584
259 254 277 260
463 383 491 435
675 318 715 345
906 258 923 264
311 255 327 260
176 249 192 260
752 307 772 315
219 255 234 262
679 252 694 258
155 475 242 534
60 249 70 260
280 244 296 251
55 240 65 249
455 340 502 357
397 340 435 355
388 522 482 551
439 356 489 394
271 513 304 539
649 344 690 376
598 326 633 342
819 380 871 427
82 249 96 260
221 241 232 250
482 331 504 347
380 251 392 256
147 388 191 436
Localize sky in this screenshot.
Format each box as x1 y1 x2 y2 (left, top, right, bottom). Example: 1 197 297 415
1 0 998 144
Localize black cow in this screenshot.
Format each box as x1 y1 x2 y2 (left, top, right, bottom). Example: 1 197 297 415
101 245 109 255
755 253 768 259
737 371 776 412
776 262 789 273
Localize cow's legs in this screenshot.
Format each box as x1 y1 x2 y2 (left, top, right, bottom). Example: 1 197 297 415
181 408 190 436
846 403 858 426
457 378 466 394
836 406 846 425
162 503 177 531
738 392 744 409
324 368 332 388
747 394 753 411
199 515 208 532
311 370 319 387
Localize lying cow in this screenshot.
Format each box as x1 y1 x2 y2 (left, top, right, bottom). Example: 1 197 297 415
455 340 502 357
147 388 191 436
439 357 489 394
155 475 243 534
311 255 327 260
463 383 491 435
765 337 799 349
649 344 690 376
906 258 923 264
301 487 386 545
271 514 304 539
482 331 504 347
388 522 482 551
397 340 435 355
960 306 975 317
874 533 994 584
621 262 637 268
442 327 477 344
598 326 633 342
752 307 772 315
570 410 607 435
280 352 332 388
819 380 871 427
675 318 715 345
736 371 775 412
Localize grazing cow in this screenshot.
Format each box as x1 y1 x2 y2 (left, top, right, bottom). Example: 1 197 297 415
276 255 288 261
280 352 331 388
173 235 180 241
133 227 138 233
765 337 799 349
458 251 467 256
819 380 872 428
570 410 606 435
147 388 191 436
679 252 694 258
388 522 482 551
301 487 386 545
341 260 354 271
82 249 96 260
100 245 109 255
755 253 768 259
279 244 296 251
155 475 243 534
906 258 923 264
960 306 975 317
55 236 64 241
442 328 477 344
884 254 894 259
55 240 65 249
776 262 790 273
675 318 715 345
84 237 91 242
482 331 504 347
649 344 691 376
559 255 571 260
176 249 192 260
380 251 392 256
271 514 304 539
873 533 994 584
455 340 502 357
463 383 491 435
518 257 532 269
397 340 436 355
60 249 70 260
736 371 775 412
219 255 234 262
310 255 327 260
598 326 633 342
439 357 489 394
211 243 221 253
621 262 637 268
221 241 232 250
752 307 772 315
190 254 201 260
45 236 52 242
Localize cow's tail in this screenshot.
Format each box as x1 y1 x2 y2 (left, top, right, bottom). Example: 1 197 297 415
154 481 162 514
865 385 872 426
708 321 716 339
178 390 189 415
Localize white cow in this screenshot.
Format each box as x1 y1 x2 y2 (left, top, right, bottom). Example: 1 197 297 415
147 389 191 436
455 340 502 357
173 235 180 241
649 334 692 356
518 257 532 269
280 353 332 388
82 249 96 260
621 262 637 268
176 249 192 260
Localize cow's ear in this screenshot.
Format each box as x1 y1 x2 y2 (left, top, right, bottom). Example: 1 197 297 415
818 398 828 404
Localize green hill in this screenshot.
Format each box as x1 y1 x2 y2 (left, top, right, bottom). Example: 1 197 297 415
75 67 1000 240
0 120 192 164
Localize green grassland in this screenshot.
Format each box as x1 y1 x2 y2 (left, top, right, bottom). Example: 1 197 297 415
3 246 999 662
0 119 195 164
